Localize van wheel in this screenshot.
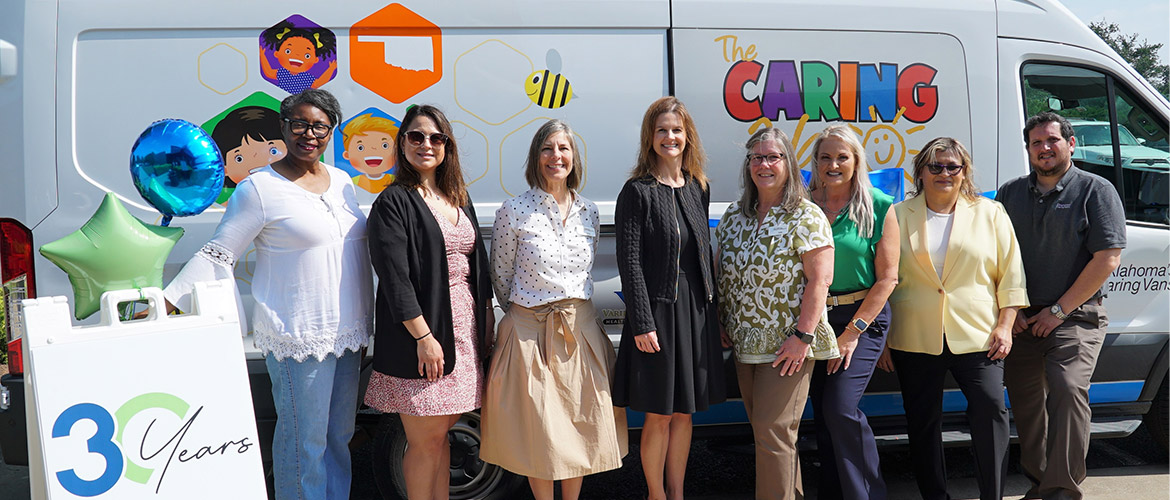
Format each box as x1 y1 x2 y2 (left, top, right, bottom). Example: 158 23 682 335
1142 375 1169 453
371 412 525 500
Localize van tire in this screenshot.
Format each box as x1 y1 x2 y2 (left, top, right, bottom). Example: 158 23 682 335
371 412 525 500
1143 376 1169 453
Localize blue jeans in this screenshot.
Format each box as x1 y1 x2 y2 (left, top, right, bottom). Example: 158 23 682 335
265 350 360 500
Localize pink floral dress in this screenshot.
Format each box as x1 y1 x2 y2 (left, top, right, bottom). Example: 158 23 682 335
364 203 483 415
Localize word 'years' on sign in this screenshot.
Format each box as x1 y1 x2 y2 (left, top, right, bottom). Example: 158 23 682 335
50 393 254 496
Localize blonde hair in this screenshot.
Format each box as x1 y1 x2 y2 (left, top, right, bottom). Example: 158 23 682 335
342 113 400 147
910 137 979 201
739 127 807 217
630 97 708 189
810 124 876 238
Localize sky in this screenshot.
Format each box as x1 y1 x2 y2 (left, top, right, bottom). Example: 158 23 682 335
1061 0 1170 64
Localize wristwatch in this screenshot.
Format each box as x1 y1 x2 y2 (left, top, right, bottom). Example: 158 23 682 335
791 328 814 344
851 317 870 332
1050 303 1069 320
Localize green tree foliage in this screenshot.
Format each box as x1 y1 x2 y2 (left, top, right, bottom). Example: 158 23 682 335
1090 20 1170 99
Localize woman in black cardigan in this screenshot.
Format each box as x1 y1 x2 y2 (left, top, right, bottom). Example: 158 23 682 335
365 104 493 500
612 97 725 500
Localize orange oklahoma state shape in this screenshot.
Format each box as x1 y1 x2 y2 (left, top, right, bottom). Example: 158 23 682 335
350 3 443 104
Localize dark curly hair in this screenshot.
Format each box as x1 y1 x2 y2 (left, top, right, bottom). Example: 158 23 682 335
260 20 336 59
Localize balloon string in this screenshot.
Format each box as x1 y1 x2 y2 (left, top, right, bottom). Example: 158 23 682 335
161 215 173 227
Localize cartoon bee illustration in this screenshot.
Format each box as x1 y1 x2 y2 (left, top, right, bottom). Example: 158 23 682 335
524 49 575 109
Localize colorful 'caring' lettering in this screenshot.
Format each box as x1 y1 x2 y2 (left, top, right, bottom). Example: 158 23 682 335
724 60 939 123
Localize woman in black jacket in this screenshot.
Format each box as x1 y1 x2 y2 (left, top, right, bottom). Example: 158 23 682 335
612 96 725 500
364 104 493 500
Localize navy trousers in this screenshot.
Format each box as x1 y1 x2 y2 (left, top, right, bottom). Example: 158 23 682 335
810 301 889 500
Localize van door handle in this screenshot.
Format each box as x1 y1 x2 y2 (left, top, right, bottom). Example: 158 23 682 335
0 39 17 84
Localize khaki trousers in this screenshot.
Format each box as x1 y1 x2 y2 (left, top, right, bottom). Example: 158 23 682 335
736 360 813 500
1005 303 1107 500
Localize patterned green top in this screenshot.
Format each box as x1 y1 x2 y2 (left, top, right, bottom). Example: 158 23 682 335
716 198 839 364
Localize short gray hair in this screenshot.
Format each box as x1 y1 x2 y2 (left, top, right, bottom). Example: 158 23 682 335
280 88 342 127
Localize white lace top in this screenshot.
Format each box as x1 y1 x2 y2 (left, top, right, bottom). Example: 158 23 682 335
164 165 374 361
490 188 599 309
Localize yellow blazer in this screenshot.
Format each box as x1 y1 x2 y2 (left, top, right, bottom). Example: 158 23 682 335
888 195 1029 355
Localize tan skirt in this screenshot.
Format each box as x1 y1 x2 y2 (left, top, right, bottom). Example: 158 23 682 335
479 298 628 480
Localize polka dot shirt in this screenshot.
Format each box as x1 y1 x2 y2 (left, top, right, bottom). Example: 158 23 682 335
490 188 600 309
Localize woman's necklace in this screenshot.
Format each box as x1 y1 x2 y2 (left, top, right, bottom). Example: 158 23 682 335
419 186 444 202
815 191 848 218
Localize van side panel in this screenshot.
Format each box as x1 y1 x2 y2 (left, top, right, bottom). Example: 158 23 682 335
670 0 999 194
671 28 974 200
45 1 669 342
0 0 59 228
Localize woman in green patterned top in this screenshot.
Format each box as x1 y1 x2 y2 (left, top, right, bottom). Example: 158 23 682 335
715 126 838 499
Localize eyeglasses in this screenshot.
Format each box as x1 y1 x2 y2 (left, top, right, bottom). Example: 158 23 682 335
926 163 964 175
747 153 786 165
283 118 332 139
404 131 449 147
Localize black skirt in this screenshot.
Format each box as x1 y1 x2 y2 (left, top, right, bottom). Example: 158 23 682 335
612 269 726 415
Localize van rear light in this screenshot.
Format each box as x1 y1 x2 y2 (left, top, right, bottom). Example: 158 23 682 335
1 219 35 376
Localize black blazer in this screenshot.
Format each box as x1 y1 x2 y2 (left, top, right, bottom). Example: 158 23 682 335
367 185 492 378
615 175 716 336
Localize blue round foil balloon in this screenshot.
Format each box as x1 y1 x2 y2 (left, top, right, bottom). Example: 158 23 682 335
130 119 224 219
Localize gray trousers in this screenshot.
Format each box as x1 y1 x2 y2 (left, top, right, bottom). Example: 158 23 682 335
1004 303 1107 500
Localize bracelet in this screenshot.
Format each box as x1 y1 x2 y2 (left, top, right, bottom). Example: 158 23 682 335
413 331 432 342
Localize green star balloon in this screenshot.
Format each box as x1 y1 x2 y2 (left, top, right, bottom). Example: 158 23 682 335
39 193 184 320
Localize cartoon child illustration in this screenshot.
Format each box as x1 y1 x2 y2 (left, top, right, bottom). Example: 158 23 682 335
211 106 287 204
341 113 399 194
259 20 338 94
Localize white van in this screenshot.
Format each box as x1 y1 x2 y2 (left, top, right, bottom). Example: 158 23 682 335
1 1 1166 498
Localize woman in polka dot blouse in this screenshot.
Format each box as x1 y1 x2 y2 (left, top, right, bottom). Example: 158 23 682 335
480 119 628 500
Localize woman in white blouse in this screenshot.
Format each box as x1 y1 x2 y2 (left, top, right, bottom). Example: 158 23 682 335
480 119 627 500
164 89 373 500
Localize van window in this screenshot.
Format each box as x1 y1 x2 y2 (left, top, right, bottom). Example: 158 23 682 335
1022 63 1169 225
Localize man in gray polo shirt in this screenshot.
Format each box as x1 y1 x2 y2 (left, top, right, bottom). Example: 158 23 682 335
996 111 1126 500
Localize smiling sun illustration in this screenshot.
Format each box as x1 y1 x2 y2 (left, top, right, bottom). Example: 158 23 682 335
749 105 926 188
861 106 923 176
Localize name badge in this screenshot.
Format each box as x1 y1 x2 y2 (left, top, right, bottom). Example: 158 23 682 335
582 226 597 237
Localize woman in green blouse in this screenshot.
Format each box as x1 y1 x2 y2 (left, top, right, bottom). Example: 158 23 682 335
808 124 900 499
715 126 838 499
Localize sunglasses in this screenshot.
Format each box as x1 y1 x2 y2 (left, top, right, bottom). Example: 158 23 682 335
404 131 449 147
926 163 964 175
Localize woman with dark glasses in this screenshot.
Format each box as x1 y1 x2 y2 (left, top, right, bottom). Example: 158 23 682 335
165 89 373 500
364 104 494 500
878 137 1028 500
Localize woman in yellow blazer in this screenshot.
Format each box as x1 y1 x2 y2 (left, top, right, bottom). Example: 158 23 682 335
877 137 1027 500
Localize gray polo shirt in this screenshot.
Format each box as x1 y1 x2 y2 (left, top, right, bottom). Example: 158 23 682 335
996 167 1126 307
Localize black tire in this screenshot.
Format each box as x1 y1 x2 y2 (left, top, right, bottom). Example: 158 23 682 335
1142 375 1169 453
371 412 526 500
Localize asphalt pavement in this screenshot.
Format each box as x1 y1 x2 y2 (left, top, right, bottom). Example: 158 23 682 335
4 423 1167 499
